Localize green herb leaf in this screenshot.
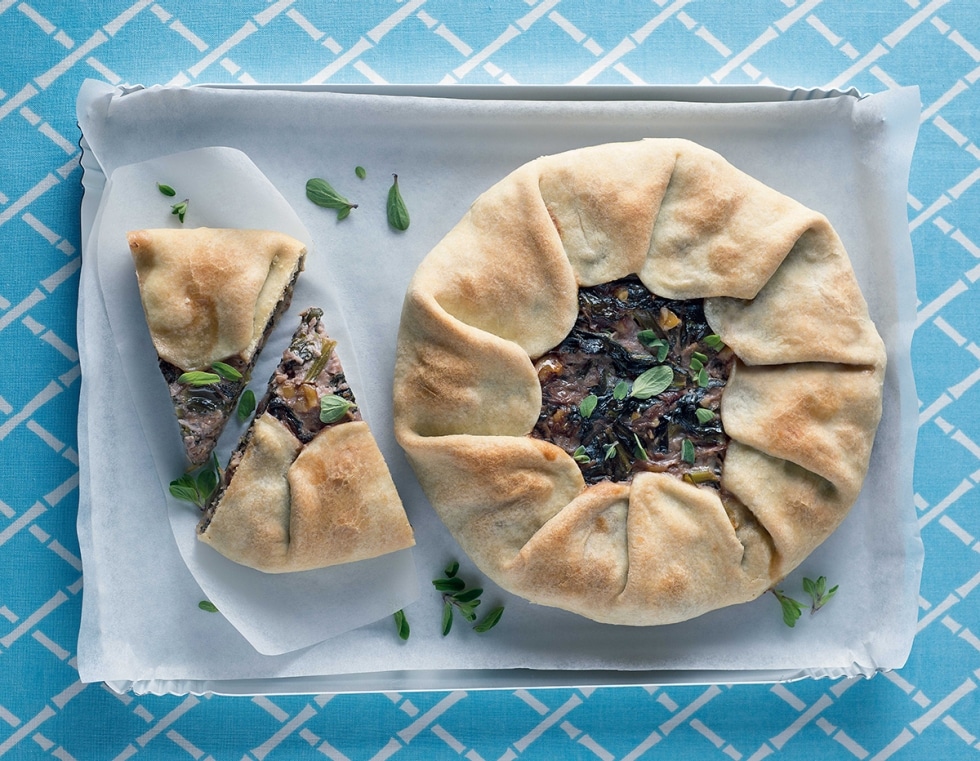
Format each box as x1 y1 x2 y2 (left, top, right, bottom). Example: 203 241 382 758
394 609 410 640
387 174 410 231
458 601 479 622
571 445 590 464
579 393 598 419
613 380 629 401
773 589 805 628
237 389 256 423
306 177 358 219
473 606 504 633
695 408 716 425
604 441 618 461
681 438 695 464
178 371 221 387
170 456 221 509
169 475 200 504
355 165 367 179
630 366 674 400
453 587 483 603
319 394 355 424
196 468 218 500
637 329 659 346
198 600 219 613
441 601 454 636
432 576 466 593
704 334 725 352
803 576 839 613
171 199 188 223
211 361 242 381
633 433 649 460
444 560 460 578
689 357 703 373
157 182 177 197
697 367 709 388
692 351 708 364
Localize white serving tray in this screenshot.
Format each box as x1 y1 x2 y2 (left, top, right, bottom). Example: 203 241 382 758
75 81 922 696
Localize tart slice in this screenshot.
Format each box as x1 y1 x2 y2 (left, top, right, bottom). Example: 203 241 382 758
198 308 415 573
128 227 307 466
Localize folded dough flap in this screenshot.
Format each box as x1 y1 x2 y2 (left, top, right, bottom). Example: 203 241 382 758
412 163 579 359
393 290 542 440
640 140 816 301
535 141 675 287
397 432 584 578
128 227 306 370
199 414 414 573
721 360 884 499
505 473 768 626
704 217 887 367
721 442 855 580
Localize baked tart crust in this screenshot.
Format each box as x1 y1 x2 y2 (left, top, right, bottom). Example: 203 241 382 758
128 227 307 466
393 138 886 626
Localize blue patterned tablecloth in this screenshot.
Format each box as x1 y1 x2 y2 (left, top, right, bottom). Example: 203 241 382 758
2 1 978 758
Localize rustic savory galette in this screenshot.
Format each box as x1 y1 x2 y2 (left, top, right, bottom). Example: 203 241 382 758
128 227 306 466
199 308 415 573
392 138 886 625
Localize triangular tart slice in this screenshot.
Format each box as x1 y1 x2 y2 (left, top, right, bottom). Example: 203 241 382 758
128 227 307 466
197 308 415 573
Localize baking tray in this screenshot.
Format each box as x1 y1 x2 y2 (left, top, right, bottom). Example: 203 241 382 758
75 81 922 695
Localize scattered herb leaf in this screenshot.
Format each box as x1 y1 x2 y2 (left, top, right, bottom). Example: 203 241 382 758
579 393 598 419
306 177 358 220
198 600 219 613
572 445 590 464
473 606 504 633
355 165 367 179
697 366 710 388
157 182 177 197
803 576 839 613
695 408 716 425
394 609 410 640
773 589 805 628
171 199 189 223
613 380 629 401
441 601 454 636
432 576 466 593
704 334 725 352
681 438 695 464
387 174 410 231
433 561 504 636
319 394 356 424
630 366 674 400
689 357 704 373
603 441 618 460
169 454 221 509
633 433 648 460
691 351 708 364
177 370 221 387
211 361 242 381
237 389 256 422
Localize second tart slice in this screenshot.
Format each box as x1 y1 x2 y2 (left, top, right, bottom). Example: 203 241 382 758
198 308 415 573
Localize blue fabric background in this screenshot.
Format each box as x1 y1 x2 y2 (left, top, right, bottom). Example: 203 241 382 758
2 1 979 758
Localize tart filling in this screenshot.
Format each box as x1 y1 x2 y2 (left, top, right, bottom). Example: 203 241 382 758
532 276 733 486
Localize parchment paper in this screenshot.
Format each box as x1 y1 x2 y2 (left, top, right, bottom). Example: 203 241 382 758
75 80 923 694
91 147 418 656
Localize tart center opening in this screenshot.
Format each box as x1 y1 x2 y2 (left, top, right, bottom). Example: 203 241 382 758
531 275 734 486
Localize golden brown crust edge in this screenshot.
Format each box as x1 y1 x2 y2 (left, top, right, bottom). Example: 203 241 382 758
199 415 415 573
393 138 886 625
128 227 307 371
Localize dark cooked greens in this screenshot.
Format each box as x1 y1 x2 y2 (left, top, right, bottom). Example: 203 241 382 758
531 276 733 485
